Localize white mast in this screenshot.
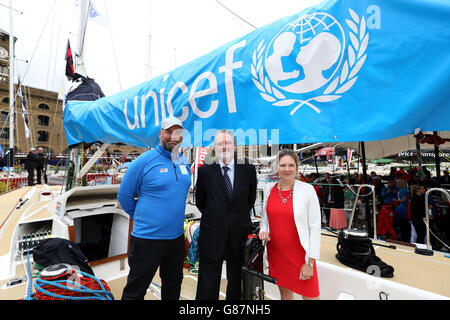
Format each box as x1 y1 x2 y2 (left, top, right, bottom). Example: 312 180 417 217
69 0 89 190
74 0 89 78
8 0 14 168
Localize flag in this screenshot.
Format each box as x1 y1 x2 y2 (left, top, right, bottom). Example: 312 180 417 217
347 148 353 167
74 0 107 25
191 146 210 187
88 1 108 26
63 0 450 149
17 78 30 139
191 147 210 175
65 40 75 79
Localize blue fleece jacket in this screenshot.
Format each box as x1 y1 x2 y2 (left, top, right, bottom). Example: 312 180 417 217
117 145 191 239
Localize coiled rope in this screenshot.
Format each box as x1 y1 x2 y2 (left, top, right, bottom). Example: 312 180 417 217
23 256 114 300
33 269 114 300
23 247 33 300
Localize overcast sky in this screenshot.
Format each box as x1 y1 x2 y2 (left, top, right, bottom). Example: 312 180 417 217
0 0 323 97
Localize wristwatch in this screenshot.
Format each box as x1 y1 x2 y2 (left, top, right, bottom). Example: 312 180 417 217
307 260 314 268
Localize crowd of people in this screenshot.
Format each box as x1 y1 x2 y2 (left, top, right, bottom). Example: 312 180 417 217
24 147 48 186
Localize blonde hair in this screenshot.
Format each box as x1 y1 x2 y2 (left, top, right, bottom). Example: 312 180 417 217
396 179 406 189
411 184 424 197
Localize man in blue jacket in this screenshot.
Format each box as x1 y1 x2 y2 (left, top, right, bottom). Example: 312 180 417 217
381 178 397 205
118 117 191 300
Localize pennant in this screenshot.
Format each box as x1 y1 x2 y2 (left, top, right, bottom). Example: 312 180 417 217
88 1 108 26
17 78 30 139
347 148 353 167
65 40 75 79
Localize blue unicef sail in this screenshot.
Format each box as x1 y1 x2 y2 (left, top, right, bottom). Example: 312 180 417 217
63 0 450 148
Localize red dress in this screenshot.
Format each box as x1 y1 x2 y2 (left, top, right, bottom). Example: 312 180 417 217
266 184 320 297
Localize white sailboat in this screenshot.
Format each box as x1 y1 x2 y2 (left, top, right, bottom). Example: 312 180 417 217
0 0 203 301
0 0 127 300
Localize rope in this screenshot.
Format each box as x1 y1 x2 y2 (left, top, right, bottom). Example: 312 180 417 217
311 182 375 197
104 1 123 91
23 244 33 300
183 220 194 269
21 237 113 301
45 5 56 90
189 262 199 275
50 1 63 91
335 233 394 278
0 187 30 230
214 0 257 29
19 232 113 301
33 269 114 300
183 220 201 272
14 0 58 99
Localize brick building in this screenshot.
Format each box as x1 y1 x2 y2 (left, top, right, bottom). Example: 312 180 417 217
0 29 144 161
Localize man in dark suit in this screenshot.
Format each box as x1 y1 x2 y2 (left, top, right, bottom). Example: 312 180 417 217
36 147 48 184
24 148 37 186
195 130 257 300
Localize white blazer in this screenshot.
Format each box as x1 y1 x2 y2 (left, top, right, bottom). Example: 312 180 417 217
260 180 321 264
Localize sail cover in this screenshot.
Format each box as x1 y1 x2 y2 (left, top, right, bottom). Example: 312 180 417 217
63 0 450 148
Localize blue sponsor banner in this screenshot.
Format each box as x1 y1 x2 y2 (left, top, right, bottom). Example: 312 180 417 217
63 0 450 148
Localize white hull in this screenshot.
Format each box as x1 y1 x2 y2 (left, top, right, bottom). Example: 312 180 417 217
262 260 447 300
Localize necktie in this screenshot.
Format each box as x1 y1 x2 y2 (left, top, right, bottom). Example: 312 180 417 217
222 166 233 199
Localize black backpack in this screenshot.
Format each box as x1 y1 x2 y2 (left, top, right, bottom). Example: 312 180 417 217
32 238 95 276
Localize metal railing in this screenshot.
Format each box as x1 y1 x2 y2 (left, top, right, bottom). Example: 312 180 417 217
255 180 450 249
347 184 378 239
425 188 450 252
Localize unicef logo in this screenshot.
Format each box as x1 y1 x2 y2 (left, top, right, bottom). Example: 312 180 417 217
252 9 369 114
266 13 345 94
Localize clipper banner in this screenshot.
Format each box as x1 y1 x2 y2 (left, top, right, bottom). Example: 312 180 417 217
63 0 450 148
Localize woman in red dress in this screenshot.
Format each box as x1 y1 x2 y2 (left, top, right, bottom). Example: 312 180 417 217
259 149 321 300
